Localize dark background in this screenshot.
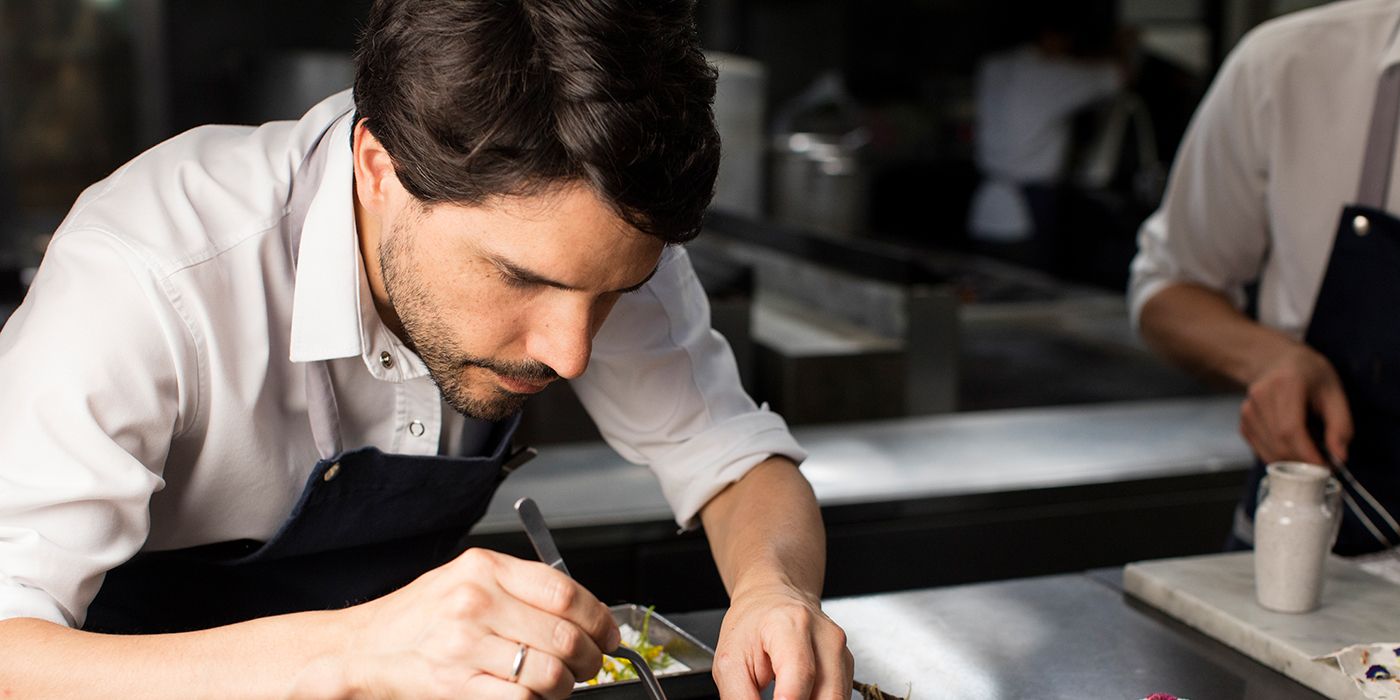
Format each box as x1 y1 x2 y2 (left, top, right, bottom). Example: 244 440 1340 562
0 0 1320 293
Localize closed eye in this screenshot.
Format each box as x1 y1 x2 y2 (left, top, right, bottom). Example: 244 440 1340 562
497 268 535 289
487 254 656 294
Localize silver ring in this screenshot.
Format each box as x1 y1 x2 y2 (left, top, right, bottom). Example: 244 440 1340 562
508 642 529 683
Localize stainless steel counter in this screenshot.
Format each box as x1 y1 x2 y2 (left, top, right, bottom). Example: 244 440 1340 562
666 569 1325 700
477 395 1251 534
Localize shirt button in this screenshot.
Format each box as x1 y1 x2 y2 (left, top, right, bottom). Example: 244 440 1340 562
408 420 425 437
323 461 341 481
1354 214 1371 236
380 351 394 369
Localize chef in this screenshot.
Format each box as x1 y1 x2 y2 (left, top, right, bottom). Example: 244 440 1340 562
1131 0 1400 556
0 1 853 697
967 8 1123 271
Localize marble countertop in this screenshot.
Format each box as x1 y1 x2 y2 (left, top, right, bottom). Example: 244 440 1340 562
476 395 1252 534
1125 552 1400 700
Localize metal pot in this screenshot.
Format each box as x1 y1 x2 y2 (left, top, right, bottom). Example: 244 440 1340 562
769 130 869 237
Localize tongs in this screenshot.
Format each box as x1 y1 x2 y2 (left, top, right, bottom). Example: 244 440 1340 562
515 497 668 700
1333 460 1400 563
1307 418 1400 561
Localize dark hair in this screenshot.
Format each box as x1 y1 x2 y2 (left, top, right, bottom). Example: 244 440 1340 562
353 0 719 244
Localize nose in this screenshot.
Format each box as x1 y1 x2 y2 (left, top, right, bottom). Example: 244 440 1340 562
526 299 595 380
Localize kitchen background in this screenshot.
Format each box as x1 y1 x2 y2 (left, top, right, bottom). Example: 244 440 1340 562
0 0 1326 407
0 0 1337 609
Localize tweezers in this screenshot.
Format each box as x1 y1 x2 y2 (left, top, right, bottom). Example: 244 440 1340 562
1335 461 1400 562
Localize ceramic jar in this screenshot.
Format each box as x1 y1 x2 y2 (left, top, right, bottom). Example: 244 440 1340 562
1254 461 1342 613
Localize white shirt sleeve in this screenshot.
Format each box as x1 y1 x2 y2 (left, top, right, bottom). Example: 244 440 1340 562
571 246 806 529
0 228 186 626
1128 34 1273 327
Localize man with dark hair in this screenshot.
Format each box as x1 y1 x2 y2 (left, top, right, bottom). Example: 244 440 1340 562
0 1 852 697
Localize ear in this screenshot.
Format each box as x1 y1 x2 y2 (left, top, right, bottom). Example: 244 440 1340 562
352 119 402 216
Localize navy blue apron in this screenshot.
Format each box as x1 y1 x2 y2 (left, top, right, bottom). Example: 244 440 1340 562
82 116 536 634
1234 64 1400 556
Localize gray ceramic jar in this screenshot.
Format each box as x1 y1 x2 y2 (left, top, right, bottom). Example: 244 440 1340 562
1254 461 1342 613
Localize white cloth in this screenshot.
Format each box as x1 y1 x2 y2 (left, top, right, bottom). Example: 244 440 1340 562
1130 0 1400 335
0 91 805 627
1320 643 1400 700
969 45 1120 241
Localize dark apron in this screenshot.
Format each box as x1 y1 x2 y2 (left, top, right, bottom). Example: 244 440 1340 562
1235 64 1400 556
83 117 536 634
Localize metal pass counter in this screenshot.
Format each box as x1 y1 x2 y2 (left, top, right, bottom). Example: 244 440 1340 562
666 569 1326 699
478 395 1250 534
469 395 1255 611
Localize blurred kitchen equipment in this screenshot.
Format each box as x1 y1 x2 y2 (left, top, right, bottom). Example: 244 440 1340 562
515 498 668 700
1253 462 1342 613
247 50 353 123
0 0 138 273
1071 93 1167 207
770 73 870 237
707 51 766 219
698 213 959 421
770 131 869 236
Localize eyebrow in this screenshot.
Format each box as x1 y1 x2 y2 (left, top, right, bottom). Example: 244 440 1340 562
492 256 658 294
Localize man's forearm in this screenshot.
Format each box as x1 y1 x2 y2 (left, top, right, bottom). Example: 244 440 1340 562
1139 282 1303 388
699 457 853 696
0 611 352 699
699 457 825 601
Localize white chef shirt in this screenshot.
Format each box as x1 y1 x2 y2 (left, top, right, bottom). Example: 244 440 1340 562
0 91 805 627
969 44 1120 241
1130 0 1400 337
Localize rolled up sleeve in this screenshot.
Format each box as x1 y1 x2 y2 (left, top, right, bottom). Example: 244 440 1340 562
1128 31 1272 327
572 246 806 529
0 229 184 626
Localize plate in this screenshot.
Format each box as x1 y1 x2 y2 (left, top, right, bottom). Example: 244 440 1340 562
574 604 717 699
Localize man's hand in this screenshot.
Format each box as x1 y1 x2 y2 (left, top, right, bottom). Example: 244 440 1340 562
295 548 620 700
712 582 853 700
700 457 853 700
1138 284 1353 466
0 548 617 699
1239 343 1352 465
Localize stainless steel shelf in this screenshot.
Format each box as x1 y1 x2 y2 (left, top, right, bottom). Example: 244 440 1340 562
478 395 1252 534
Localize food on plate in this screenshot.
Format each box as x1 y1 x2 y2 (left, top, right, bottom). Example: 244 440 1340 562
853 680 910 700
577 607 689 687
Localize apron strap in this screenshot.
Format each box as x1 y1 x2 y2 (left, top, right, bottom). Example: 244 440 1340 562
1357 64 1400 208
500 445 538 477
287 115 348 460
287 118 340 267
305 362 344 459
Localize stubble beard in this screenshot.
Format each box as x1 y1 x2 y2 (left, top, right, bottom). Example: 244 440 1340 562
378 218 555 422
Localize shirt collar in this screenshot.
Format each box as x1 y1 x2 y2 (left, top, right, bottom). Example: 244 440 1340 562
288 102 360 364
286 95 428 381
1381 12 1400 71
